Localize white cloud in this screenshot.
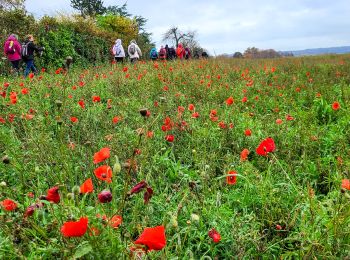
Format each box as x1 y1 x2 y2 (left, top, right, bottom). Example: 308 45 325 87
25 0 350 54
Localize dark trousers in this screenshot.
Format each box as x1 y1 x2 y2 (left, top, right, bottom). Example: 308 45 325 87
24 59 37 77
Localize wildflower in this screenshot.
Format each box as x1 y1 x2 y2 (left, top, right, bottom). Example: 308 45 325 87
134 225 166 251
144 187 154 204
165 134 174 142
98 190 112 203
226 96 234 105
45 186 60 203
92 96 101 102
188 104 195 111
28 73 34 79
129 180 147 195
341 179 350 191
226 170 237 185
244 129 252 136
70 117 78 123
208 228 221 243
240 149 250 161
93 147 110 164
256 137 276 156
191 112 200 118
80 178 94 194
276 119 283 124
286 115 294 121
0 199 17 211
332 101 340 111
242 96 248 103
109 215 122 229
61 217 88 238
78 100 85 109
21 88 29 95
112 116 120 124
94 165 113 183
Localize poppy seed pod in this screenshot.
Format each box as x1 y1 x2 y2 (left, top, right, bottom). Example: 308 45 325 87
98 190 112 203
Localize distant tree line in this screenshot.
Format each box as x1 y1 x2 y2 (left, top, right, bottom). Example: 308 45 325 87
232 47 294 59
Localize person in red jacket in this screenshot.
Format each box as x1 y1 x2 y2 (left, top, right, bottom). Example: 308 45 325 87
3 34 22 75
176 43 185 60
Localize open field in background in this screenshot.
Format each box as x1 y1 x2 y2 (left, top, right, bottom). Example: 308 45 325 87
0 55 350 258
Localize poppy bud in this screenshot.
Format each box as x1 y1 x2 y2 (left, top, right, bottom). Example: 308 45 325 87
276 224 282 230
113 156 121 174
2 155 10 164
24 205 35 217
0 181 6 187
67 193 74 200
72 185 80 195
98 190 112 203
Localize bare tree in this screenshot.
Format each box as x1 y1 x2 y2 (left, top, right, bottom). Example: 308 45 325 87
162 27 196 48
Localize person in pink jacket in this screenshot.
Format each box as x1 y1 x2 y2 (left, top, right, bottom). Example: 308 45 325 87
3 34 22 75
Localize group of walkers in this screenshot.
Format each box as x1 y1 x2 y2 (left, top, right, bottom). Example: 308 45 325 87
3 33 206 77
111 39 195 63
3 34 44 77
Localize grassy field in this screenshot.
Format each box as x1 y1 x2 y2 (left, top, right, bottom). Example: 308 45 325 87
0 55 349 259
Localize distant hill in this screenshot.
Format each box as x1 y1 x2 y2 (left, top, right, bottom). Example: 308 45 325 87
281 46 350 56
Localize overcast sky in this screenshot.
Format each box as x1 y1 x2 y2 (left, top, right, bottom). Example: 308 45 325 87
25 0 350 54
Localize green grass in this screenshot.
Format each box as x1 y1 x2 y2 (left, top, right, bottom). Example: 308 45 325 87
0 55 350 259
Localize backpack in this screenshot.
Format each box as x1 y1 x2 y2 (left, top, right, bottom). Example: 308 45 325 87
113 45 121 56
159 48 166 58
150 49 157 59
6 41 15 54
21 42 29 58
129 44 136 55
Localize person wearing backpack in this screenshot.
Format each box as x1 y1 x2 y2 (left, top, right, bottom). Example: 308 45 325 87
176 43 185 60
22 34 44 78
149 47 158 61
127 39 142 63
159 45 166 60
3 34 22 75
184 47 191 60
112 39 125 63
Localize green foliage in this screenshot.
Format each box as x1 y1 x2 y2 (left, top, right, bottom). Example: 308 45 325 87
70 0 106 18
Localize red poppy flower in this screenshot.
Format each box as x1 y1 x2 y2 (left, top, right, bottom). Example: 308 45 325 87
240 149 250 161
70 116 78 123
94 165 113 183
256 137 276 156
208 228 221 243
61 217 88 237
0 199 17 211
28 73 34 79
92 96 101 102
276 119 283 124
188 104 195 111
78 100 85 109
109 215 122 229
341 179 350 190
286 115 294 121
46 186 60 203
332 101 340 111
242 96 248 103
21 88 29 95
192 112 200 118
80 178 94 194
135 225 166 251
93 147 110 164
244 129 252 136
227 170 237 185
165 135 174 142
226 96 234 105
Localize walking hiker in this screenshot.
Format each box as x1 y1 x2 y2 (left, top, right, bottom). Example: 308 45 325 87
3 34 22 75
149 47 158 61
22 34 44 78
159 45 167 60
127 39 142 63
176 43 185 60
112 39 125 63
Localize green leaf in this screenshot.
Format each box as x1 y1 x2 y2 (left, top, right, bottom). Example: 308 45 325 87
73 241 92 259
